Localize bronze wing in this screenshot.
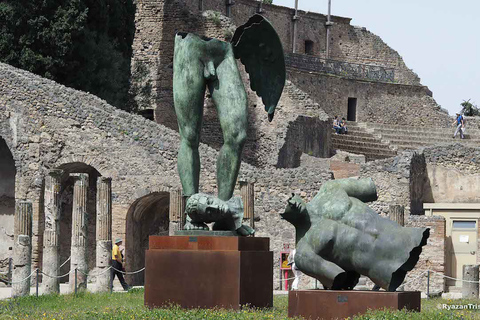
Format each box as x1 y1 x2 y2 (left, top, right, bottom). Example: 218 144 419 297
231 14 285 122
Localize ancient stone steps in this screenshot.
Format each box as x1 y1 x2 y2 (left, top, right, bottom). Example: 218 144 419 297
332 136 396 149
333 142 397 161
353 122 480 153
379 133 480 142
332 123 397 161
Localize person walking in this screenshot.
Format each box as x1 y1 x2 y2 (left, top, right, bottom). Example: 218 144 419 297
287 249 302 290
111 238 129 291
453 112 465 139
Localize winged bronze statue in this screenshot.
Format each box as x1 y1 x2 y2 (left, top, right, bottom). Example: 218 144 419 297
173 14 285 235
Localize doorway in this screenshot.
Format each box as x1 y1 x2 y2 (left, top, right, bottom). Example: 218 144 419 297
347 98 357 122
424 203 480 291
448 219 477 287
125 192 170 285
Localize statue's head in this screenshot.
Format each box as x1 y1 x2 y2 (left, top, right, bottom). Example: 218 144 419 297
280 193 308 225
185 193 229 220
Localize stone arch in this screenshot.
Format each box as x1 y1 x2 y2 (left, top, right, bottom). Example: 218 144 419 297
56 155 112 178
55 162 101 282
0 136 16 271
125 192 170 285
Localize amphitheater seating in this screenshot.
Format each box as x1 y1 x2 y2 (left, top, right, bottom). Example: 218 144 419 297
331 123 397 161
332 122 480 161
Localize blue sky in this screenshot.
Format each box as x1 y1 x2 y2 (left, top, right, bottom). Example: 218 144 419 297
274 0 479 115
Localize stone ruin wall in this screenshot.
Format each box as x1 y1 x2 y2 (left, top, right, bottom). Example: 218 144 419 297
0 62 333 288
359 150 416 217
288 69 451 127
182 0 421 85
131 0 444 160
403 215 446 294
422 144 480 204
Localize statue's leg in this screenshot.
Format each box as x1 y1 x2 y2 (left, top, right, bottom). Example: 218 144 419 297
208 50 247 201
173 35 207 230
173 37 206 197
318 178 378 203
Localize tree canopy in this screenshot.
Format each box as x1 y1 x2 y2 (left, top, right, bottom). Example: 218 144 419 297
461 99 480 117
0 0 135 110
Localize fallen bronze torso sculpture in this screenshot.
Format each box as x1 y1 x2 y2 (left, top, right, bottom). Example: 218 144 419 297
281 178 429 291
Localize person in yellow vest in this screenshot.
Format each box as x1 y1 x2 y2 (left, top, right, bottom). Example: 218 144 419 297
111 238 129 291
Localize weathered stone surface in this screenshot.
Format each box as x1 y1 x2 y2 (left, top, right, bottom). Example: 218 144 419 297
389 205 405 226
95 177 112 292
42 169 63 294
403 215 445 293
462 265 479 299
240 180 254 220
12 237 32 297
69 173 89 292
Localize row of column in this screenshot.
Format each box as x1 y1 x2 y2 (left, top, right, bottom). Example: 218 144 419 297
12 171 113 297
14 173 255 296
168 181 256 233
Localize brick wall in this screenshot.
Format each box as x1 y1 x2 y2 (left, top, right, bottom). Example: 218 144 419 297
404 215 446 293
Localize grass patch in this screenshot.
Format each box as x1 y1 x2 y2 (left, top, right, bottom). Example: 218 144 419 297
1 291 480 320
0 290 291 319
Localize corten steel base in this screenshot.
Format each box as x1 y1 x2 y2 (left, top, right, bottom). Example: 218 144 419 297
288 290 421 320
145 236 273 310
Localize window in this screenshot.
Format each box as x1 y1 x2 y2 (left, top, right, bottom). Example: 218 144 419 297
452 220 476 229
305 40 314 55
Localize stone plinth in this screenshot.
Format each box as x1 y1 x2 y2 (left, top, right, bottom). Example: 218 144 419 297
69 173 89 292
145 236 272 309
12 201 33 298
95 177 112 292
288 290 421 320
42 169 63 294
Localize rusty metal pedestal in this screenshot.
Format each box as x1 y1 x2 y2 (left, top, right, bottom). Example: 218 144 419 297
288 290 421 320
145 236 273 309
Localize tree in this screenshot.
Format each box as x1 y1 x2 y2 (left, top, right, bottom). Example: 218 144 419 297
0 0 136 111
461 99 480 117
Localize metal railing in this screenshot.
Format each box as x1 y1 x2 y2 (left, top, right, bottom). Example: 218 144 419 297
285 52 395 83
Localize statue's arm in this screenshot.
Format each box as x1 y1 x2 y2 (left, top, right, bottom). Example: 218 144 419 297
318 178 377 203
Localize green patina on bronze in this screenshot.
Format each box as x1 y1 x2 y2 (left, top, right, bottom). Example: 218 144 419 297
281 178 430 291
173 15 285 235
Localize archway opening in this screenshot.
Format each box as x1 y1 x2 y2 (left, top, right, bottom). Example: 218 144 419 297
56 162 100 283
0 137 15 273
125 192 169 285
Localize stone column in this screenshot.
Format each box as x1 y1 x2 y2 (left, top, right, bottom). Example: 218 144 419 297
12 200 33 297
96 177 112 292
168 189 186 235
389 205 405 226
69 173 89 292
240 180 255 229
42 169 63 294
462 265 479 299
